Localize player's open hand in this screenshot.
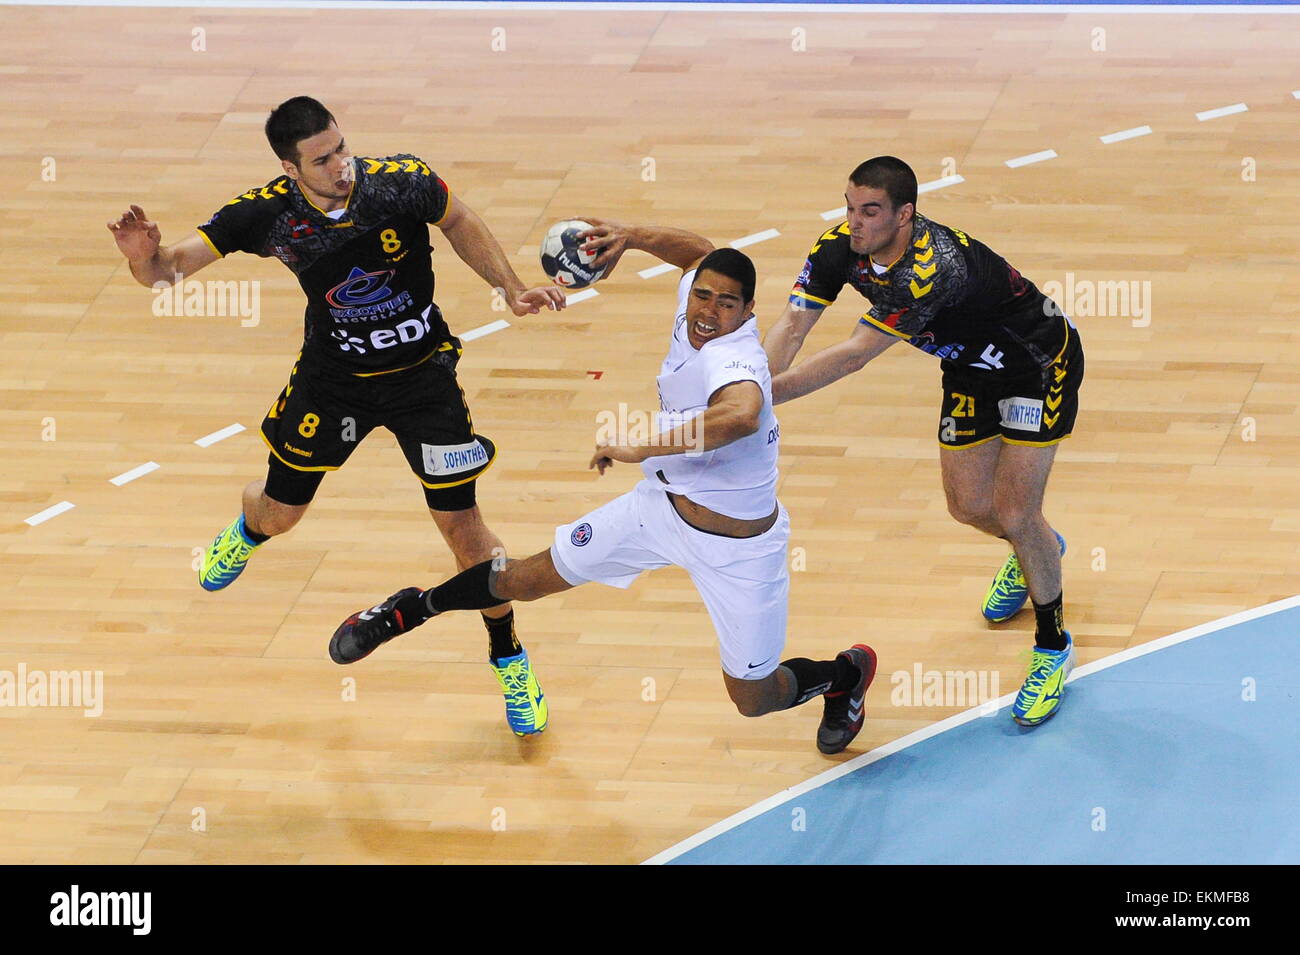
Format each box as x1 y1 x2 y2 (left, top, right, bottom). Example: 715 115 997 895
512 286 567 316
107 204 162 262
575 216 630 279
590 443 647 476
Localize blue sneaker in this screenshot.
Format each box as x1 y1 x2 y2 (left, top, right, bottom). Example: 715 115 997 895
981 530 1066 623
489 648 548 736
1011 633 1074 726
199 514 262 591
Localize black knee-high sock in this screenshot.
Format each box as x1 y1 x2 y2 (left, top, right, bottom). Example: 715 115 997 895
781 656 859 707
1033 592 1068 650
393 560 501 628
483 610 521 664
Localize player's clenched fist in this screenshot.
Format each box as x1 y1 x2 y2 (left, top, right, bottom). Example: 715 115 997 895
106 204 161 262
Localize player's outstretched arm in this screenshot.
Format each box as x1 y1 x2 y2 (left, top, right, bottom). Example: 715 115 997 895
763 301 825 376
589 381 761 474
577 217 714 280
771 322 899 406
436 195 565 317
107 205 219 288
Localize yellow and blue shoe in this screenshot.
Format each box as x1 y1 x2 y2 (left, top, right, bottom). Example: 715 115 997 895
490 648 548 737
1011 634 1074 726
199 514 263 592
981 530 1067 623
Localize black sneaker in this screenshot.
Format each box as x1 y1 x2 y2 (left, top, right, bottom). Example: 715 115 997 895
329 588 423 664
817 644 878 755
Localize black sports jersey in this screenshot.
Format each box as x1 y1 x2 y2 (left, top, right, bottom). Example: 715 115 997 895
790 212 1069 378
197 155 453 374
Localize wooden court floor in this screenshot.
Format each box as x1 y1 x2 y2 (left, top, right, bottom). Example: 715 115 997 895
1 6 1297 863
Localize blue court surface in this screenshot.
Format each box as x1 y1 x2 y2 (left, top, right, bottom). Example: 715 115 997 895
650 599 1300 864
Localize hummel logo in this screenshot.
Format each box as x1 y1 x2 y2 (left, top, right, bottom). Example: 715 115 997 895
359 606 381 621
847 704 863 722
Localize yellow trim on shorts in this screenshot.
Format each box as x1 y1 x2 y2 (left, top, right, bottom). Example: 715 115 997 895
195 227 224 259
938 434 1000 450
1000 433 1073 448
1051 320 1071 364
260 430 340 472
860 313 913 340
415 443 497 489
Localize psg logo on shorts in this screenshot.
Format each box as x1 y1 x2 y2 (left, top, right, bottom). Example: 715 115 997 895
571 523 593 547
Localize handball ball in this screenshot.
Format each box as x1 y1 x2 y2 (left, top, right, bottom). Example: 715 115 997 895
540 220 606 290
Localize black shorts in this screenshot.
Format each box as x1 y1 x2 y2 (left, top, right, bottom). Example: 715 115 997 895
260 339 496 510
937 323 1084 449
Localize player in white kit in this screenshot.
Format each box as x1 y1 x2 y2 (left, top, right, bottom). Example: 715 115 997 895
328 220 878 754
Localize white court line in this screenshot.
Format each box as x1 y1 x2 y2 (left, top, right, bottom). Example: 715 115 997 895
109 462 159 486
642 593 1300 864
1100 125 1152 144
460 319 510 342
3 1 1296 12
638 263 677 280
919 173 965 194
194 423 245 448
24 501 75 527
730 228 780 249
1196 103 1248 121
1005 149 1058 168
820 173 964 220
1293 90 1300 99
566 288 600 304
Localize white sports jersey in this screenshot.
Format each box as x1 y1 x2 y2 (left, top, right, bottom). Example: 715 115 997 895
639 269 781 520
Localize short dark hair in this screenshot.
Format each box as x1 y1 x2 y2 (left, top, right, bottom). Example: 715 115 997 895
694 248 756 305
265 96 337 165
848 156 917 214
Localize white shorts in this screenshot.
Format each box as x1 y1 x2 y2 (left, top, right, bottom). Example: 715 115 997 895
550 479 789 680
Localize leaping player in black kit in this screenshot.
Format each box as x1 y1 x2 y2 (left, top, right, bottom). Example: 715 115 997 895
764 157 1085 727
107 96 564 736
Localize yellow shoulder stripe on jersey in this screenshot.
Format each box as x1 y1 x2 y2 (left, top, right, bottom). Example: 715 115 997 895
914 261 937 281
914 245 934 265
431 184 454 227
811 221 850 254
362 157 432 176
222 177 293 208
913 230 931 251
910 278 934 298
790 290 833 307
195 227 224 259
859 313 913 340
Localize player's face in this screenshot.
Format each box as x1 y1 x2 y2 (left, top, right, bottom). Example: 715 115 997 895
686 271 753 351
286 124 354 201
844 183 912 257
